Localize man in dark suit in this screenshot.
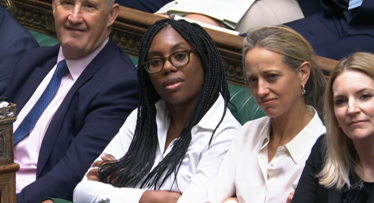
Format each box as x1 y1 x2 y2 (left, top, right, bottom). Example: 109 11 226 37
286 0 374 60
4 0 139 202
297 0 323 17
0 4 39 95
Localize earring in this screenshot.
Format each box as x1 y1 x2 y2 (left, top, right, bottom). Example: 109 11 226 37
301 84 306 95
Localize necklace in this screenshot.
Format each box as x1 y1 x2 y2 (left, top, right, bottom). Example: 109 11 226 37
360 182 365 190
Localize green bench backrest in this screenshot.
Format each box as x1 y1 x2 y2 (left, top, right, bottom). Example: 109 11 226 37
29 30 265 124
228 83 265 124
28 30 59 47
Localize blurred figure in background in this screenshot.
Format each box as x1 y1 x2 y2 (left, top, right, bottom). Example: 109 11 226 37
0 3 38 95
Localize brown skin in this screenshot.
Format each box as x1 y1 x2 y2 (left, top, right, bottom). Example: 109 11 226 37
287 192 294 203
87 26 204 203
147 25 204 150
139 191 182 203
86 154 115 182
223 197 239 202
52 0 119 59
86 154 182 203
138 26 205 203
87 163 181 203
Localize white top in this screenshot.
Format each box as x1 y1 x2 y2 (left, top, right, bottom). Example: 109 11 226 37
207 106 326 203
73 95 241 203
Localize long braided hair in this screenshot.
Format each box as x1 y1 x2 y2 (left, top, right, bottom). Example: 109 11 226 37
99 19 230 189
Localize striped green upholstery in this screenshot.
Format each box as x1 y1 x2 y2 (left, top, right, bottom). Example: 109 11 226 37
228 83 265 124
28 30 59 47
50 198 72 203
129 55 139 66
28 30 265 125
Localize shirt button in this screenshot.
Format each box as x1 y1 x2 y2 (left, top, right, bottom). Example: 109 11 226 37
192 128 198 134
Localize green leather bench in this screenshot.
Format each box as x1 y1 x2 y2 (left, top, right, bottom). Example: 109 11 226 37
28 30 265 124
28 30 59 47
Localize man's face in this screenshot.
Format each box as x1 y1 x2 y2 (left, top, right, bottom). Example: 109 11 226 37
52 0 118 59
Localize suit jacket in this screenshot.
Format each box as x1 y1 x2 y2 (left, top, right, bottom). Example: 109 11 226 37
0 96 8 102
115 0 172 13
0 4 38 96
291 135 374 203
298 0 323 17
321 0 374 37
5 40 139 203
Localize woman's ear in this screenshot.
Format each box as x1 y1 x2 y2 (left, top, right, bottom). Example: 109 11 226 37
299 61 311 86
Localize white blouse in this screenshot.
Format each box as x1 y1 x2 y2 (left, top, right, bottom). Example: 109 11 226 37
73 95 241 203
208 106 326 203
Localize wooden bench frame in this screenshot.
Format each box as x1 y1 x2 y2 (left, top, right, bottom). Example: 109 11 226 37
9 0 337 86
0 1 339 202
0 104 18 203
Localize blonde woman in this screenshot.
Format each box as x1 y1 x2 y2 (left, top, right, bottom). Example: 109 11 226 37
207 26 326 203
291 52 374 203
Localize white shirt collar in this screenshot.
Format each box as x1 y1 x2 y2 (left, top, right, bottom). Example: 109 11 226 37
259 106 325 163
285 106 325 163
56 38 109 81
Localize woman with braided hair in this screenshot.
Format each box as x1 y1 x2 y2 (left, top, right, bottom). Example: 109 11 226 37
73 18 240 203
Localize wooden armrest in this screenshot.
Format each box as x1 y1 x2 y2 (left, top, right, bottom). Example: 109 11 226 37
313 55 339 77
0 163 19 174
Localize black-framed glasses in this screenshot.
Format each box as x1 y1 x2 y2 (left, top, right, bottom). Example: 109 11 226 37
143 50 195 74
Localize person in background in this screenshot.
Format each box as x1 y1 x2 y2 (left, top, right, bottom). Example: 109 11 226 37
115 0 172 13
0 3 38 95
155 0 304 34
72 18 241 203
291 52 374 203
208 25 326 203
286 0 374 60
5 0 139 202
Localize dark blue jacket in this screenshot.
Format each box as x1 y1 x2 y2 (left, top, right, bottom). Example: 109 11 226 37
5 40 139 203
0 4 38 96
115 0 172 13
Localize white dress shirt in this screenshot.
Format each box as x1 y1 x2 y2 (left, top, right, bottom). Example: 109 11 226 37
348 0 363 10
14 38 109 193
73 94 241 203
208 106 326 203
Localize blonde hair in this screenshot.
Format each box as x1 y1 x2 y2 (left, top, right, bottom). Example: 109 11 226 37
243 25 326 119
319 52 374 189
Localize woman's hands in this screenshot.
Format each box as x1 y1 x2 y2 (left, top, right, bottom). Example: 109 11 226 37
287 191 294 203
86 154 182 203
139 191 182 203
86 154 116 181
223 197 238 203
